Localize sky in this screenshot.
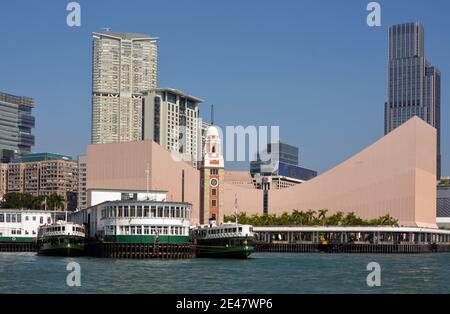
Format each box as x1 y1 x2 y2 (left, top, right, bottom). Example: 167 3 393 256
0 0 448 175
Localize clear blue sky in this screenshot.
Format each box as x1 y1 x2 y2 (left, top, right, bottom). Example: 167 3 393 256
0 0 448 175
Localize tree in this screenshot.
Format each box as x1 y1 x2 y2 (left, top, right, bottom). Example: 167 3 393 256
318 209 328 226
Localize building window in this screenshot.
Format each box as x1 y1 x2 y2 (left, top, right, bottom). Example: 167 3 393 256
212 200 217 207
211 189 217 196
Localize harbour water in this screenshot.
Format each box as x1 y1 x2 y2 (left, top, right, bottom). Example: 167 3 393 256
0 253 448 294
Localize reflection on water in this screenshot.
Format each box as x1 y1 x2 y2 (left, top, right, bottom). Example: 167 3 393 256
0 253 449 293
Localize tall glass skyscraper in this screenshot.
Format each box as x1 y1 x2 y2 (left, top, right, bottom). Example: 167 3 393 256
384 23 441 178
0 92 35 161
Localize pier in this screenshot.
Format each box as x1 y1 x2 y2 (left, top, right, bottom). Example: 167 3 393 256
253 226 450 254
0 242 37 253
86 242 196 259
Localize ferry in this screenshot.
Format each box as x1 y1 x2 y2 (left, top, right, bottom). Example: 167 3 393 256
191 222 254 258
37 221 86 256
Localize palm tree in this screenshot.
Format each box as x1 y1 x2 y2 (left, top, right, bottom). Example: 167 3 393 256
305 210 316 225
47 193 65 211
318 209 328 226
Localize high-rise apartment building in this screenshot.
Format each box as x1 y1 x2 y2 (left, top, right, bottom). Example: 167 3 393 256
0 92 35 161
384 23 441 178
142 88 203 167
91 32 158 144
6 153 78 210
0 163 7 199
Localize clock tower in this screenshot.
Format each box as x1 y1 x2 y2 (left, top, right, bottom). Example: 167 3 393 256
200 125 224 224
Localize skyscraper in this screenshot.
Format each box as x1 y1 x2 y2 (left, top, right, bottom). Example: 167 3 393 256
0 92 35 161
384 23 441 178
91 32 158 144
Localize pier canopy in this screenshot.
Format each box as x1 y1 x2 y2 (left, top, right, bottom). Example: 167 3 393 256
254 226 450 245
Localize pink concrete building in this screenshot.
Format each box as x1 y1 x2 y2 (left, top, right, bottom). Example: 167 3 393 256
86 140 200 223
85 117 437 228
223 117 437 228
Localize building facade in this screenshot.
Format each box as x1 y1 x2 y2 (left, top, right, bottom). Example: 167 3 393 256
384 23 441 178
71 200 191 243
250 142 317 190
0 163 7 199
77 155 87 210
85 140 200 223
437 185 450 229
142 88 203 167
0 209 53 242
223 117 437 228
6 153 78 210
0 92 35 161
91 32 158 144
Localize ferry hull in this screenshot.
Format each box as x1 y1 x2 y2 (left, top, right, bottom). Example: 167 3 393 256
196 245 254 259
38 244 85 257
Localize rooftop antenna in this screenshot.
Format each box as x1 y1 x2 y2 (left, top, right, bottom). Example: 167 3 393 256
211 104 214 126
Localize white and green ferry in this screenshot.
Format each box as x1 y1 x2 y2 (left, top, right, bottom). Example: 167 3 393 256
0 210 53 243
37 221 86 256
191 222 254 258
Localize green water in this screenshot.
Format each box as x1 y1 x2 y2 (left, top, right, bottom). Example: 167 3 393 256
0 253 448 293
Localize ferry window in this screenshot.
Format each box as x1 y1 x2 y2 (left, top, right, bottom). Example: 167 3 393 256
118 207 123 217
233 228 237 233
25 216 29 221
12 215 16 223
40 217 44 224
32 231 36 235
17 230 21 235
124 206 129 217
151 226 156 235
25 231 29 235
176 207 180 218
17 214 21 223
151 206 156 218
125 226 130 235
144 207 149 217
62 226 66 231
211 189 217 196
0 214 4 222
137 206 143 217
175 227 179 235
171 207 175 218
239 227 242 232
136 226 142 235
33 216 36 221
157 226 163 234
163 226 168 235
130 206 136 217
6 214 11 222
144 226 149 235
130 226 136 235
47 218 51 224
158 206 163 218
12 230 16 235
164 206 169 218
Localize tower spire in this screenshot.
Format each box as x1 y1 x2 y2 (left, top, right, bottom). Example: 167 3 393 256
211 104 214 126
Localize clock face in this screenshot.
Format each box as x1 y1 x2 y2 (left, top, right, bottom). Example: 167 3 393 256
210 178 219 187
